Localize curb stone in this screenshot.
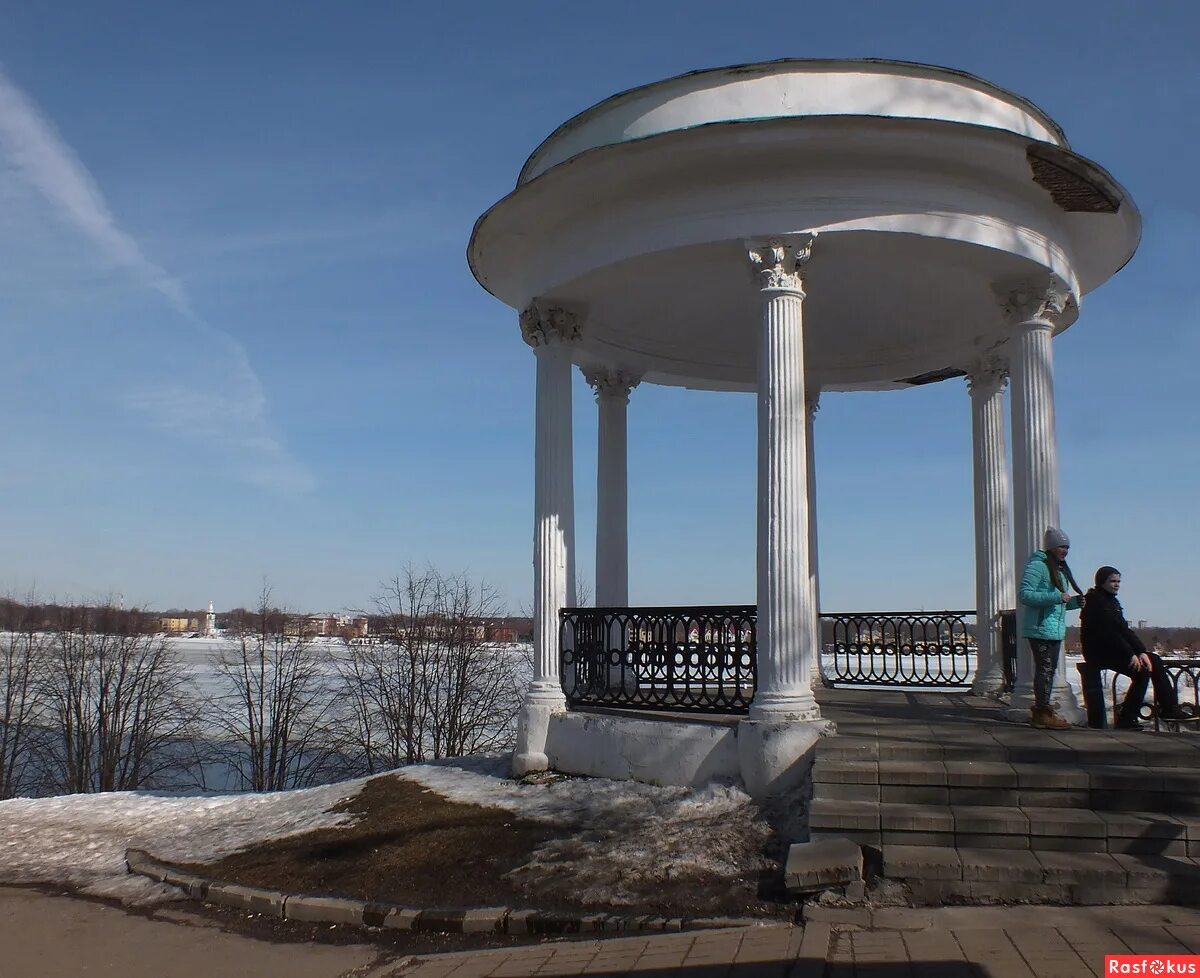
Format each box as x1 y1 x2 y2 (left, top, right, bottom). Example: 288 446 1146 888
124 849 770 936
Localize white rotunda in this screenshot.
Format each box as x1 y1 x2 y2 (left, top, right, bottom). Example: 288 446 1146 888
468 59 1140 798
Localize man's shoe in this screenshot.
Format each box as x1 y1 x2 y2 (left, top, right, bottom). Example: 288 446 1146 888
1158 705 1196 723
1115 716 1145 731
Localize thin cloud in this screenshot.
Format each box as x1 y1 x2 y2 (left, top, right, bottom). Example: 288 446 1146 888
0 64 313 494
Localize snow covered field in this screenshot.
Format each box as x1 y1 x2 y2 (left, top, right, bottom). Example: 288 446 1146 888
169 635 530 701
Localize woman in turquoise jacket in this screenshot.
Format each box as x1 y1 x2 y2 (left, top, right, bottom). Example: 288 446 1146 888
1019 527 1083 729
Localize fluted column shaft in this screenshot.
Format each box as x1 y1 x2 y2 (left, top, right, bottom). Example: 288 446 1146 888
748 239 820 721
512 304 580 776
586 370 640 607
1010 322 1058 577
523 307 579 701
968 362 1014 696
1007 288 1083 720
805 391 822 688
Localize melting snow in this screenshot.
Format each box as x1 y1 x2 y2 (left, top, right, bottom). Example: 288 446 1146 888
0 778 369 904
0 757 771 910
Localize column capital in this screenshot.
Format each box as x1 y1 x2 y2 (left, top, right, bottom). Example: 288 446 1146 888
520 301 583 348
966 352 1010 399
995 281 1074 330
582 366 642 403
747 234 816 294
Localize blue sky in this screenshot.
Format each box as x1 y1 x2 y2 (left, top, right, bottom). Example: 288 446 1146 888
1 1 1197 624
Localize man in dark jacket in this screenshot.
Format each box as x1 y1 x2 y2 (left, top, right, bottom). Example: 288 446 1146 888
1081 566 1187 729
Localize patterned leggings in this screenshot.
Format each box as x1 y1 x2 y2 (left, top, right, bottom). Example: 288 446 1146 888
1029 638 1061 709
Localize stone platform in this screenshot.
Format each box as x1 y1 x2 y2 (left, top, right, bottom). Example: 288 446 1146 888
809 687 1200 905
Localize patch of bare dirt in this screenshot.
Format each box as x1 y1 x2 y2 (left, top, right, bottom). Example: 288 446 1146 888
183 774 790 922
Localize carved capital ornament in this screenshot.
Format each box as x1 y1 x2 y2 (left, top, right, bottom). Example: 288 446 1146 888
998 281 1073 330
747 235 816 294
582 367 642 403
520 302 582 348
966 352 1010 398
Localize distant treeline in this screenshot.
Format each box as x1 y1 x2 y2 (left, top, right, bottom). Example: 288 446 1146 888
1063 624 1200 654
0 569 529 800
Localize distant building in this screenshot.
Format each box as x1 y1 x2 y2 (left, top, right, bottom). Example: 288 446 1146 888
300 614 369 639
159 614 201 634
480 617 534 643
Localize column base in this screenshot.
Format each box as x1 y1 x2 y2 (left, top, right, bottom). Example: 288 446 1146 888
737 716 834 800
971 670 1007 698
512 684 567 777
748 690 824 724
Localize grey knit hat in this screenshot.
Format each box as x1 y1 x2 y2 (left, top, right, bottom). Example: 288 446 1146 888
1044 527 1070 550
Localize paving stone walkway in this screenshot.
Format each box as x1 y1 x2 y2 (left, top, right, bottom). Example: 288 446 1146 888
391 905 1200 977
8 887 1200 976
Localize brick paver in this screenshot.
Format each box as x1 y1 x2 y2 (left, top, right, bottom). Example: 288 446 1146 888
1166 924 1200 953
364 907 1200 977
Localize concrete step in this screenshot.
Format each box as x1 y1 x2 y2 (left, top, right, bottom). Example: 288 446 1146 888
812 757 1200 814
818 733 1200 766
878 844 1200 906
809 799 1200 855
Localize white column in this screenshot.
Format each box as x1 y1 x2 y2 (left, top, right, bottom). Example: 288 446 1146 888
513 302 579 775
747 238 821 722
1005 283 1083 721
805 389 823 689
967 356 1014 697
584 368 641 607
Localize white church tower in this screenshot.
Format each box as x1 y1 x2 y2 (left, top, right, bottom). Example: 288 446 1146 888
205 601 217 637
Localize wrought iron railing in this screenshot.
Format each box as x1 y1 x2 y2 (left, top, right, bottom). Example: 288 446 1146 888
559 605 757 714
821 611 975 688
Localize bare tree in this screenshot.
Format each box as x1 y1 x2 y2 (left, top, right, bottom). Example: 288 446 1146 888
332 567 441 771
41 601 198 794
0 594 48 798
332 566 525 772
212 585 337 791
425 572 523 758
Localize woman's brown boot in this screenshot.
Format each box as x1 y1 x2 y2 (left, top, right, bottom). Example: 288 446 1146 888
1031 705 1070 729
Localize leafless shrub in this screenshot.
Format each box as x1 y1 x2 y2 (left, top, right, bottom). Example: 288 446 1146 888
426 571 524 758
211 585 338 791
332 566 525 772
0 594 49 798
40 601 199 794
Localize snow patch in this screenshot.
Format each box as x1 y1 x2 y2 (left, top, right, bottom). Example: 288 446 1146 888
0 756 773 913
0 778 370 903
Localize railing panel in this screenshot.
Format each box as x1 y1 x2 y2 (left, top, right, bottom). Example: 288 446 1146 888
821 611 975 688
562 606 988 706
560 605 757 715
